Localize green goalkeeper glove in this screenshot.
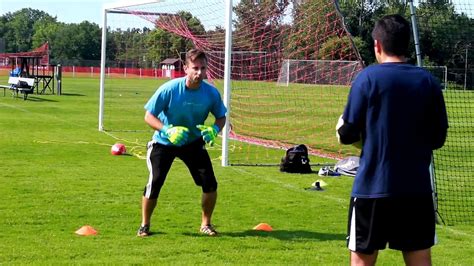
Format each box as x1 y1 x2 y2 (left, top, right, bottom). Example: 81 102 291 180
196 124 220 146
161 125 189 146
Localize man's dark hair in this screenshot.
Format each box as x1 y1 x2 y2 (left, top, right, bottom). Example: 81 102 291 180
372 14 411 56
185 48 207 65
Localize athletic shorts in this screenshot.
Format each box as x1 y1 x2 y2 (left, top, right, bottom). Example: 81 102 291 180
347 196 436 254
143 138 217 199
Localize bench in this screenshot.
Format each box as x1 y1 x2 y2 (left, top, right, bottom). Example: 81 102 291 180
0 77 36 100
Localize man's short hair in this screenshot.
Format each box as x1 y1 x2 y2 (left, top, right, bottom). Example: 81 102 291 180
371 14 411 57
185 49 207 65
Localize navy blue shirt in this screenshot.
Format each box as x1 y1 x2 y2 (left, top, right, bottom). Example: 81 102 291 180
343 63 448 198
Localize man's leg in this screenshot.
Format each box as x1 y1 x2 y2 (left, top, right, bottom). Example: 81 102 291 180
178 139 218 235
141 196 157 227
138 142 174 236
201 191 217 227
350 250 378 266
402 249 431 266
137 196 157 236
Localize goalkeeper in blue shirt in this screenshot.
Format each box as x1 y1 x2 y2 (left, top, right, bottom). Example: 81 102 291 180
137 49 227 237
337 15 448 265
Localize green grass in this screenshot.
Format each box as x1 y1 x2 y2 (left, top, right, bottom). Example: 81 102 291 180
0 77 473 264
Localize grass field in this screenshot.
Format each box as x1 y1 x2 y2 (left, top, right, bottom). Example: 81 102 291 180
1 77 473 264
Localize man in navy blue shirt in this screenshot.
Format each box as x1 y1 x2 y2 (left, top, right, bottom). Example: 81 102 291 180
137 49 227 237
337 15 448 265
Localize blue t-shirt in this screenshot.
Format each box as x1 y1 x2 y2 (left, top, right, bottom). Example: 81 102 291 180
144 77 227 145
343 63 448 198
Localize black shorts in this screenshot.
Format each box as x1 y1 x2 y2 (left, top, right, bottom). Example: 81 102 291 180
347 196 436 254
143 138 217 199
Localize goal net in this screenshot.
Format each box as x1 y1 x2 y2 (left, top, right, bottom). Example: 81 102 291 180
99 0 364 166
415 0 474 224
424 66 447 90
100 0 474 225
277 59 361 86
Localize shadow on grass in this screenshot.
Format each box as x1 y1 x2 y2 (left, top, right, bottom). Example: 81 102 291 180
184 230 345 241
26 96 59 102
137 231 167 238
60 93 86 96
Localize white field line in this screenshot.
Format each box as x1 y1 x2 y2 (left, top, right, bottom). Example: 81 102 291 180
229 166 347 205
438 225 474 238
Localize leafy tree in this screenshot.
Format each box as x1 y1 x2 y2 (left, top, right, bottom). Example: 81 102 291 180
144 11 207 66
47 22 101 64
338 0 473 68
416 0 474 69
32 16 60 49
286 0 343 60
74 21 102 60
145 28 173 66
169 11 204 55
1 8 102 64
337 0 389 64
233 0 289 51
107 27 149 67
1 8 55 53
319 36 364 61
0 15 11 48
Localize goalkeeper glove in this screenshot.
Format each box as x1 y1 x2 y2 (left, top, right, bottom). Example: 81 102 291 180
196 124 220 146
336 115 363 149
161 124 189 146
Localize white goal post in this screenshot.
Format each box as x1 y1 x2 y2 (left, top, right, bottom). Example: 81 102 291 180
277 59 361 86
98 0 234 166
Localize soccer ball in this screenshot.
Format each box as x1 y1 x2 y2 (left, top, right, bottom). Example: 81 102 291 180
111 143 126 155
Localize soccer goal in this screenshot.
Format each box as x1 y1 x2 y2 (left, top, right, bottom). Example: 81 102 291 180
277 59 361 86
98 0 234 138
98 0 364 167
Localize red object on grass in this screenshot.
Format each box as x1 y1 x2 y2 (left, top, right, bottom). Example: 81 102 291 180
111 143 126 155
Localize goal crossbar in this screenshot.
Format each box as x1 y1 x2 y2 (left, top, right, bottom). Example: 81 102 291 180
98 0 234 166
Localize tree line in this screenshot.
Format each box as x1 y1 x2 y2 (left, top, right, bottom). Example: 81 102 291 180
0 1 472 71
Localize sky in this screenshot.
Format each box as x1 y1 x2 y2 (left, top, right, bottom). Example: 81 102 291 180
0 0 121 26
0 0 227 31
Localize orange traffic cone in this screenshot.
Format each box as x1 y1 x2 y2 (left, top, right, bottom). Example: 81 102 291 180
253 223 273 232
75 225 98 236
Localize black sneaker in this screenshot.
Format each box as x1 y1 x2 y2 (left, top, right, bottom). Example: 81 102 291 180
137 225 150 237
